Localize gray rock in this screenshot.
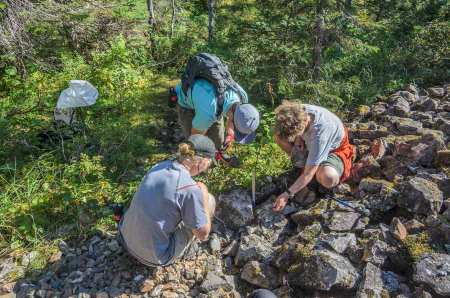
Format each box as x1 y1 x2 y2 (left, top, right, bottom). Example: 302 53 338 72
428 87 445 98
241 261 281 289
298 222 322 242
21 251 39 267
388 96 410 117
362 240 389 267
387 116 423 134
357 263 401 298
234 234 273 266
327 211 360 232
413 253 450 296
209 234 221 253
255 200 288 242
216 189 254 230
398 177 443 216
222 239 239 257
420 98 439 112
404 219 425 234
106 239 120 252
356 262 387 298
371 102 387 117
316 233 356 254
288 248 360 291
199 271 231 293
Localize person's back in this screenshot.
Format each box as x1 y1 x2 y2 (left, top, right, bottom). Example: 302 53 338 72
302 104 345 166
119 159 206 266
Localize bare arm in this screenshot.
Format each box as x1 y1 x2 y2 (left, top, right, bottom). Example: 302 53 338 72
192 182 211 241
273 165 319 211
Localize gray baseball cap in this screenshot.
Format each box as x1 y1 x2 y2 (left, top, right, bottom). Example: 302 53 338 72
233 103 260 144
187 134 217 164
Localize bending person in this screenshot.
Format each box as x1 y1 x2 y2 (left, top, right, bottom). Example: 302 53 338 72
272 101 354 212
173 53 260 149
119 135 216 266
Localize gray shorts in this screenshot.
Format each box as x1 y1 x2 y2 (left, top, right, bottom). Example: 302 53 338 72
177 105 224 149
291 147 344 177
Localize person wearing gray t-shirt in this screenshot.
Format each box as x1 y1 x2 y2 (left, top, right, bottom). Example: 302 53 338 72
272 101 355 212
119 135 217 266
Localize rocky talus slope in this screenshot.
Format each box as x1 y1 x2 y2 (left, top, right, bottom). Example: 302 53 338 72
1 84 450 298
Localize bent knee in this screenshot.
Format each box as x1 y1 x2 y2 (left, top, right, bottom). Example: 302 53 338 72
316 166 340 189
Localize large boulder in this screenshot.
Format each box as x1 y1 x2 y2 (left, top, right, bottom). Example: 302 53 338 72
241 261 281 289
413 253 450 296
288 248 360 291
216 189 254 230
327 211 361 232
398 177 443 216
234 234 274 266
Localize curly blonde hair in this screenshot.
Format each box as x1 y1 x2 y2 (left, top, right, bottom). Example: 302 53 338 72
273 100 308 142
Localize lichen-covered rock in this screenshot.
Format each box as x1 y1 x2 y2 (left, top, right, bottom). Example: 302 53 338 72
362 239 390 267
288 248 360 291
327 211 360 232
357 263 390 298
241 261 281 289
316 233 356 254
398 177 443 216
234 234 274 266
216 189 254 230
413 253 450 296
386 116 423 135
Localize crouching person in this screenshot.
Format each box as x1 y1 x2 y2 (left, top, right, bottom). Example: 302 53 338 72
272 101 354 212
119 135 217 267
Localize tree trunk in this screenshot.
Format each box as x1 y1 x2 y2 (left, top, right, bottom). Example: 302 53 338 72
312 10 325 81
170 0 176 37
147 0 157 59
207 0 215 43
147 0 156 30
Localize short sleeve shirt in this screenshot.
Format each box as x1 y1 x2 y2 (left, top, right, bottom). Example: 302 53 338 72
175 79 248 132
119 160 208 265
302 104 345 166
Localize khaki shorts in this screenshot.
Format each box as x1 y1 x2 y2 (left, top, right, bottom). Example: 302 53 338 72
291 147 344 177
177 105 224 149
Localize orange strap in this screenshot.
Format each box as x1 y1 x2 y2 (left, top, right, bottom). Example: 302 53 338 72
331 127 354 182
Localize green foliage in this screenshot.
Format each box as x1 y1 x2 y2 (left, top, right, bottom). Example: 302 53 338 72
0 0 448 278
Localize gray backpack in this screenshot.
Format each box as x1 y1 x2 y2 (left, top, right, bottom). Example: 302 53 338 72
181 53 243 117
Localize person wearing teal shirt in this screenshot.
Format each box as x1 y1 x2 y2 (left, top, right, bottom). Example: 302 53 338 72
175 79 260 149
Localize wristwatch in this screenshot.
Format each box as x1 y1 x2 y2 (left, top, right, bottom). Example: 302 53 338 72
285 189 295 199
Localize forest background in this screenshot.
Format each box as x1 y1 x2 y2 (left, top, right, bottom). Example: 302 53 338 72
0 0 449 276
